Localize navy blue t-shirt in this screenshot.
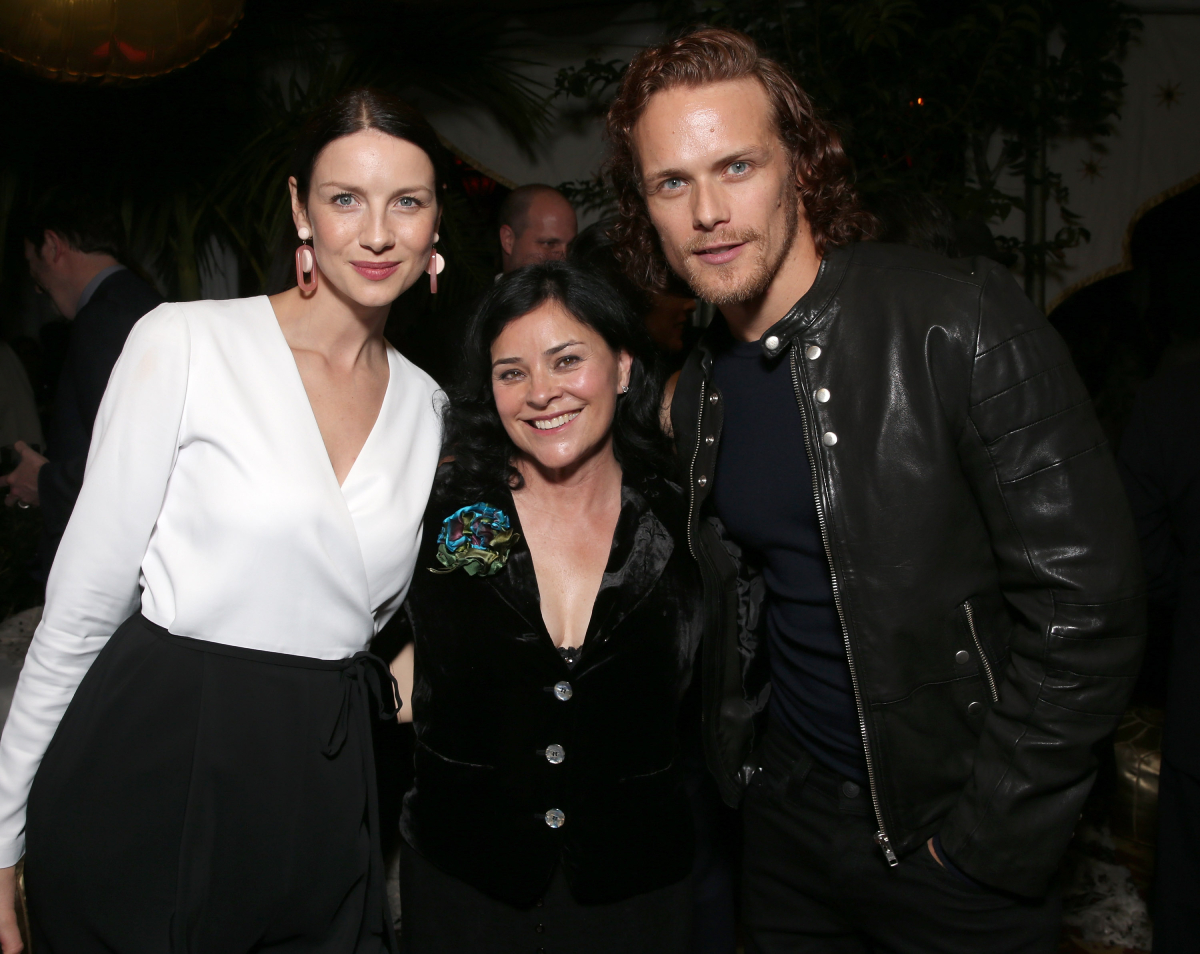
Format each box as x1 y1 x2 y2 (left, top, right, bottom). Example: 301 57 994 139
709 328 867 783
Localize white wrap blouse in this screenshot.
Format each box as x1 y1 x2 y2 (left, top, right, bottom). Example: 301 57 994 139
0 296 443 866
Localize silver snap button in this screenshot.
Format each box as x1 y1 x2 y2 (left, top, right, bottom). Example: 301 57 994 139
553 681 572 702
704 435 715 445
697 475 707 486
955 650 970 665
815 388 831 403
967 701 983 716
821 432 837 446
545 808 565 828
545 744 565 765
764 335 780 351
806 345 822 360
709 393 719 404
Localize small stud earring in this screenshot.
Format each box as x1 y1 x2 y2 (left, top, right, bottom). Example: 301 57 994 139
621 385 630 394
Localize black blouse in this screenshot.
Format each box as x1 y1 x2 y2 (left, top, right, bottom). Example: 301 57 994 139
394 475 703 906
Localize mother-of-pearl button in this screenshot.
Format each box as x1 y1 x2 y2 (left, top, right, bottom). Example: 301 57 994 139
545 808 565 828
821 431 838 446
765 335 780 351
806 345 822 360
815 388 831 403
545 744 565 765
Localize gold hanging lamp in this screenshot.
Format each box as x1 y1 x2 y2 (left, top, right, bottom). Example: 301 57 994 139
0 0 245 83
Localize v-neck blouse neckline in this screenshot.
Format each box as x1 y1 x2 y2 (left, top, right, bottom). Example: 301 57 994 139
257 294 396 494
477 483 676 670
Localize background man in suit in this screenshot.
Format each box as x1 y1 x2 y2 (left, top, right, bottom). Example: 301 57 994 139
498 184 577 273
2 192 163 579
1118 267 1200 952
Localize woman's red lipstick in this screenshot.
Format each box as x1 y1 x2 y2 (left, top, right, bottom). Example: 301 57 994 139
351 261 400 281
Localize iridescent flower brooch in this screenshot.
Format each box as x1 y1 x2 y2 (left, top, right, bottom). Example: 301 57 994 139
431 503 519 577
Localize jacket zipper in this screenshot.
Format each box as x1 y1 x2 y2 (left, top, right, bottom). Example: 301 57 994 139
789 344 898 866
685 378 707 560
963 600 999 703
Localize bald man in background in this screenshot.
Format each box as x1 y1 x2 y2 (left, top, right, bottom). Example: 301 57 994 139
498 184 577 273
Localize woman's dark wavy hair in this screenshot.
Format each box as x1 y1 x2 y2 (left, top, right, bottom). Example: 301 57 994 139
291 87 450 205
439 260 677 503
604 27 878 291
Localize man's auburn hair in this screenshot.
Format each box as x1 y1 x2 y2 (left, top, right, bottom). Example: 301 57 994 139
605 28 877 291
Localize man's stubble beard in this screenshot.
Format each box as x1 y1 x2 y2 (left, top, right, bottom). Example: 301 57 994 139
673 189 800 307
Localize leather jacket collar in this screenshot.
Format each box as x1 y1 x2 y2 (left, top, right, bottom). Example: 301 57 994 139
694 244 855 370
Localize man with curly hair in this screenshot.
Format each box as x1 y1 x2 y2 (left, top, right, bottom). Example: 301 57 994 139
605 27 1144 953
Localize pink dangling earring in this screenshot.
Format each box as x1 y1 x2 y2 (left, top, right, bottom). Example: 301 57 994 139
428 233 446 294
295 227 317 293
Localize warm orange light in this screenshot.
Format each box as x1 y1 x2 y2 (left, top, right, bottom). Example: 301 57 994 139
917 97 925 105
0 0 244 82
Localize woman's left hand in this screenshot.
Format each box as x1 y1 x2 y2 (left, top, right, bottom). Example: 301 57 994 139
0 865 25 953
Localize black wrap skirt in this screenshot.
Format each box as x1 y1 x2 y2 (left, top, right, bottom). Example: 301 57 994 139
24 613 398 954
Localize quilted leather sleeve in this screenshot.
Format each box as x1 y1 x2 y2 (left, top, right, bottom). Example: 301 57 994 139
938 263 1146 896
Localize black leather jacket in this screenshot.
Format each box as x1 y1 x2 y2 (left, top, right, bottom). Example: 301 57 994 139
671 242 1145 896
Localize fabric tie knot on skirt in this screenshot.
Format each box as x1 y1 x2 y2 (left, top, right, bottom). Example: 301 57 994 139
324 651 401 758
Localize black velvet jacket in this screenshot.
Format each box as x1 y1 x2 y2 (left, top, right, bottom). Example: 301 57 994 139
396 476 703 906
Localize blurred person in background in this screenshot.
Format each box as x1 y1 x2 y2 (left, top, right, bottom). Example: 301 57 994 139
568 219 651 321
1117 263 1200 954
2 192 162 580
569 221 697 408
499 184 577 273
870 190 1005 264
870 191 959 258
644 291 695 363
0 343 43 455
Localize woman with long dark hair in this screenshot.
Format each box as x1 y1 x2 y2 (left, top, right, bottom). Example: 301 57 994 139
385 260 702 953
0 88 448 953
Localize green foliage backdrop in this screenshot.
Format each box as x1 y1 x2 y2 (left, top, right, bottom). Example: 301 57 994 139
0 1 1142 325
557 1 1139 283
665 0 1140 276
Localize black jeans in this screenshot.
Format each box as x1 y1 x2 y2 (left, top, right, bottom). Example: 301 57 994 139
741 727 1061 954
